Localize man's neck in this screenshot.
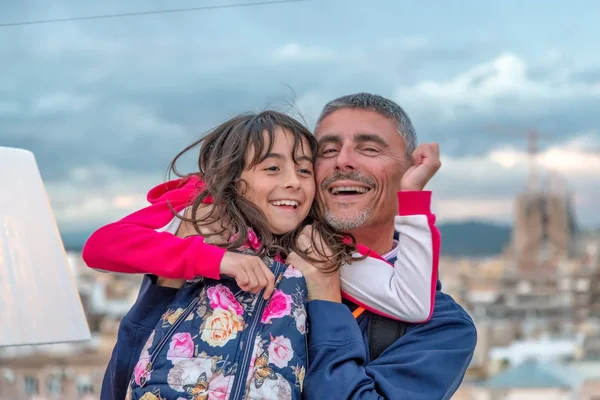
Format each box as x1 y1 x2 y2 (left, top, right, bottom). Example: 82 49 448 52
351 223 395 256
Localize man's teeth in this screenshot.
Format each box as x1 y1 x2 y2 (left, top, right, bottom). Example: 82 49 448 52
331 186 370 195
270 200 299 208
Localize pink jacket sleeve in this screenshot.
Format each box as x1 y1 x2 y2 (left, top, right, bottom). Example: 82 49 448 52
82 193 225 280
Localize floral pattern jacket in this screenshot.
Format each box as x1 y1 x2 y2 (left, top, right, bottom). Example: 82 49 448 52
126 252 307 400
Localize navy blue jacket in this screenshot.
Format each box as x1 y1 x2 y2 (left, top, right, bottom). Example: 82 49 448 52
101 265 476 399
304 289 476 399
100 275 177 400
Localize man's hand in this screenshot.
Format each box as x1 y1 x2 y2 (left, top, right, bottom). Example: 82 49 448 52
287 225 342 303
400 143 441 191
220 252 275 300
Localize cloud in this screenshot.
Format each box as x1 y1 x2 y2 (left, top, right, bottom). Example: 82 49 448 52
429 134 600 226
394 52 600 121
2 1 600 233
33 92 93 115
46 166 157 232
434 198 514 222
272 43 336 63
377 35 431 51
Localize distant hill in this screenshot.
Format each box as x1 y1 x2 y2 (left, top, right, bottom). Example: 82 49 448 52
62 221 513 257
437 221 512 257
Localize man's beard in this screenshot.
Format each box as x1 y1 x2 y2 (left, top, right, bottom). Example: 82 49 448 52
324 204 373 231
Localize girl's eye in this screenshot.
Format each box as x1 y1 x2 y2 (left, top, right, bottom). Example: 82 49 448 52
299 168 313 175
265 166 279 171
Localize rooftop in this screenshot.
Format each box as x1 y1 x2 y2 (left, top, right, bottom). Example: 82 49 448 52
483 359 584 389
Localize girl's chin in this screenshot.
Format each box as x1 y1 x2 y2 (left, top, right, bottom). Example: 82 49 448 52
268 221 305 236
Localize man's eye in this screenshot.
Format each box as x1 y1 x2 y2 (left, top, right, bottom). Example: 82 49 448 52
320 148 337 155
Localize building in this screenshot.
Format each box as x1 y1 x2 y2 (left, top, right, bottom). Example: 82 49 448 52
455 174 600 382
469 359 600 400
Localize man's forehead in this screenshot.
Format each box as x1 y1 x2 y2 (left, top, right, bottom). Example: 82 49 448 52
315 108 399 140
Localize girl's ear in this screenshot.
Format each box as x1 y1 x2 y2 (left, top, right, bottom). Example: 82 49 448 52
236 178 248 196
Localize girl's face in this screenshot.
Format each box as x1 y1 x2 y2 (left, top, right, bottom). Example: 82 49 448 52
239 128 315 235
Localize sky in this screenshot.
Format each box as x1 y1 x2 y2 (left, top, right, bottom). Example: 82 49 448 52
1 0 600 236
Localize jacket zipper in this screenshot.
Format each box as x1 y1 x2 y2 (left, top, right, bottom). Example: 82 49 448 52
137 285 202 387
229 260 287 399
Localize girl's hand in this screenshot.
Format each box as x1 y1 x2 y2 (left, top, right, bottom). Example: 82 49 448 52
220 252 275 300
287 225 341 302
177 204 274 299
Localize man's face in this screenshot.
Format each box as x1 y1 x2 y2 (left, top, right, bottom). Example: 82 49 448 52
314 108 407 232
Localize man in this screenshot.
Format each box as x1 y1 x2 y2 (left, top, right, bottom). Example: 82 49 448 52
95 93 476 399
289 93 477 399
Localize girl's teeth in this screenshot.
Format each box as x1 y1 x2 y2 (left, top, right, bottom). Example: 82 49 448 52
270 200 299 207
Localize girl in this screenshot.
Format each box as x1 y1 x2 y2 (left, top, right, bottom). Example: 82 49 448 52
83 111 439 399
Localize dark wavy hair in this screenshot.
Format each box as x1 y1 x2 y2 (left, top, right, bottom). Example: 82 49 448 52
169 110 357 272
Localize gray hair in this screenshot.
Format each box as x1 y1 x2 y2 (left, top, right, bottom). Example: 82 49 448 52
316 92 417 159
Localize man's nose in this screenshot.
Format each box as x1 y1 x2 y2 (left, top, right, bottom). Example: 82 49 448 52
335 146 356 172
